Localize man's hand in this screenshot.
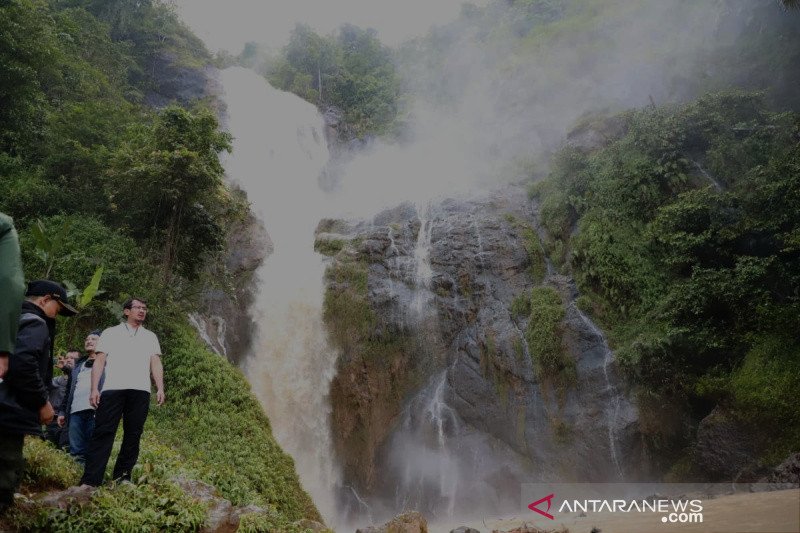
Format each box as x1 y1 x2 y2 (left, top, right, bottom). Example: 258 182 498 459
90 389 101 408
156 389 165 406
39 401 55 425
57 415 65 427
0 353 8 379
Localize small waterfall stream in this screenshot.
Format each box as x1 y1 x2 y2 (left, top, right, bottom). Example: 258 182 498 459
691 158 724 191
573 305 624 479
411 203 435 318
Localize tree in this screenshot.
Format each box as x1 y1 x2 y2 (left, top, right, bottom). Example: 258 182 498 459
109 106 231 281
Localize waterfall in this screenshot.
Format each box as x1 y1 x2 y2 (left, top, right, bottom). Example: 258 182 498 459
410 203 435 317
691 158 724 191
392 371 461 519
573 305 624 479
219 66 341 523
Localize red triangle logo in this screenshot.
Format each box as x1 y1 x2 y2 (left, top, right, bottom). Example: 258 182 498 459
528 493 555 520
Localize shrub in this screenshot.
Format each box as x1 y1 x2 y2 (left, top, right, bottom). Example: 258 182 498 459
20 438 81 492
510 291 532 317
313 237 345 256
525 287 574 387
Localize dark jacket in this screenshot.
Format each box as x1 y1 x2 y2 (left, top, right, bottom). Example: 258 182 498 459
58 355 105 426
0 301 55 435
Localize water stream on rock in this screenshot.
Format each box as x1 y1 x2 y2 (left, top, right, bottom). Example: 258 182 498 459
574 305 624 479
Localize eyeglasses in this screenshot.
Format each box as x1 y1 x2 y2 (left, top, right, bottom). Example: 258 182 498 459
130 305 148 311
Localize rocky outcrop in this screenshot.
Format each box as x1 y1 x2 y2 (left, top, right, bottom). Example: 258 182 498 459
356 511 428 533
693 407 764 481
144 52 221 109
759 452 800 489
191 206 271 364
565 113 628 153
323 184 643 518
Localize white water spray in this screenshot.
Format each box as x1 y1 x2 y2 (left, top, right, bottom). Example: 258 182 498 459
219 66 341 523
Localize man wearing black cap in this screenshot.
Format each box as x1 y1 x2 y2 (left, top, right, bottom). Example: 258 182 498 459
0 280 77 515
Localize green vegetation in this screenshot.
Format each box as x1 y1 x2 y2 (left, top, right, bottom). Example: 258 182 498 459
524 287 575 388
313 237 346 256
504 213 548 282
323 257 408 364
13 479 208 533
534 91 800 457
510 292 531 317
261 23 403 138
20 438 82 492
1 0 317 529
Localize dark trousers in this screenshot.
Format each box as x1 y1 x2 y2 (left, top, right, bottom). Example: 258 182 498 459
0 432 24 514
44 420 69 449
68 409 96 465
80 390 150 486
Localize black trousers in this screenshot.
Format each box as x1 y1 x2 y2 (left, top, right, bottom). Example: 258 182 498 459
80 389 150 486
0 433 24 514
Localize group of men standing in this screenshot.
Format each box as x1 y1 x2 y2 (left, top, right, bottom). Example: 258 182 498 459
0 218 166 516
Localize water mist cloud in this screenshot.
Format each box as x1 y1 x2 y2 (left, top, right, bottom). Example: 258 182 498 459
175 0 489 52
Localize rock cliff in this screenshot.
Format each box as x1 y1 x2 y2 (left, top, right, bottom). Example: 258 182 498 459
320 185 644 518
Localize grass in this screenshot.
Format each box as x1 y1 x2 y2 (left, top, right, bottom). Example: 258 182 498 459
313 237 345 257
20 438 81 492
510 291 532 318
504 213 548 283
525 287 576 391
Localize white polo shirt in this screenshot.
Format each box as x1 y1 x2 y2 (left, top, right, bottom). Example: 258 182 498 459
96 322 161 393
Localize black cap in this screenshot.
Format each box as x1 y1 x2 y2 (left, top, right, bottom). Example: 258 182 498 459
25 280 78 317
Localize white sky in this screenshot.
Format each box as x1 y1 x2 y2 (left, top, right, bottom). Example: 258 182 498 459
174 0 484 53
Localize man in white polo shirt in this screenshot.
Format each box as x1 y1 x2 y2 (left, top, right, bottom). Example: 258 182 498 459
79 297 164 487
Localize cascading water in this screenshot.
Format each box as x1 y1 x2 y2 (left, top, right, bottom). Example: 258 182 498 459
573 305 624 479
393 371 460 518
219 66 341 523
411 203 435 318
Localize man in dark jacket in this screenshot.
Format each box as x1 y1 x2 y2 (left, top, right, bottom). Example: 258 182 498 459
58 332 104 464
45 350 78 448
0 280 77 515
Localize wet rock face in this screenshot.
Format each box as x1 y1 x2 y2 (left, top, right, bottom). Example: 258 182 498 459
324 184 643 511
693 407 763 481
193 207 272 364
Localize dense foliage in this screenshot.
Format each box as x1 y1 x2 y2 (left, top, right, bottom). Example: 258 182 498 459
0 0 234 344
260 23 403 138
533 92 800 459
1 0 318 529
